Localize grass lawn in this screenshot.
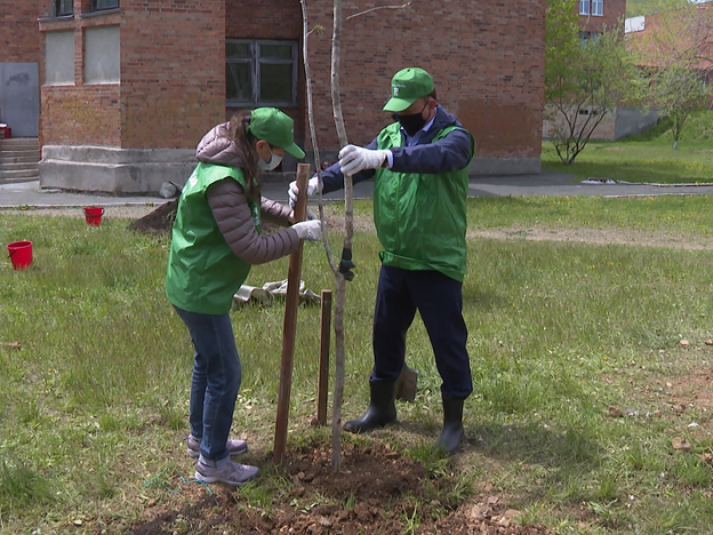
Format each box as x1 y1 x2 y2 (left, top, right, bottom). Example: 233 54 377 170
3 196 713 534
542 112 713 184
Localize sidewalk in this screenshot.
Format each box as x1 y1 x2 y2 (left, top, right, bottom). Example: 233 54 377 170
3 170 713 208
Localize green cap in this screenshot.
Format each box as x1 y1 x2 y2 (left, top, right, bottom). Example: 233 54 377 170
383 68 435 113
247 107 305 159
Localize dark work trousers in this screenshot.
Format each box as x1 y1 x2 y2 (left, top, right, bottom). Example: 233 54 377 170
371 265 473 399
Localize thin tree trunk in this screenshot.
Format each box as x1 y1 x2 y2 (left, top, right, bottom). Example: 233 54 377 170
330 0 351 475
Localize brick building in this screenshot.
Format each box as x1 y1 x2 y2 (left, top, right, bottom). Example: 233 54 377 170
2 0 547 193
578 0 626 36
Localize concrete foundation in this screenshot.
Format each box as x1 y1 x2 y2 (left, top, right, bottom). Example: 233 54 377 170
40 145 197 194
614 108 660 140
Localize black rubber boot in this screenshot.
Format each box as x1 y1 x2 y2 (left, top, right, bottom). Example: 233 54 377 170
343 380 397 433
434 395 465 455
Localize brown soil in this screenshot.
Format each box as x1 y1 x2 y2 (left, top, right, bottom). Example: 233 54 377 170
128 441 552 535
126 199 179 234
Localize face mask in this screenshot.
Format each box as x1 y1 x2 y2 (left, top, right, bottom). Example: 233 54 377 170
393 102 430 136
257 147 283 171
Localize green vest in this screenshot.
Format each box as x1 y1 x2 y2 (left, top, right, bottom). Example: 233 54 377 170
165 162 261 314
374 124 473 282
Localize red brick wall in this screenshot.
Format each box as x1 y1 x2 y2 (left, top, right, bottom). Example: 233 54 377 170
224 0 305 145
32 0 546 164
0 0 43 63
40 3 122 146
298 0 546 159
120 0 225 149
43 86 121 145
39 0 225 149
580 0 627 33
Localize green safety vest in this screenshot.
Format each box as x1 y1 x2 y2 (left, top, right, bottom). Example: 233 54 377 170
374 124 474 282
165 162 261 314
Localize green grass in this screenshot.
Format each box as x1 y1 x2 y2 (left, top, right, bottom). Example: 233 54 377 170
542 112 713 184
3 198 713 533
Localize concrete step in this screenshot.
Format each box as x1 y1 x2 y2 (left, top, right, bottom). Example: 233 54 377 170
0 168 40 180
0 139 39 151
0 176 39 185
0 161 39 171
0 150 39 164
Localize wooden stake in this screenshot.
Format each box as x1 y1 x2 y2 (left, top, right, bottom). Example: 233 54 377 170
317 289 332 425
273 163 310 465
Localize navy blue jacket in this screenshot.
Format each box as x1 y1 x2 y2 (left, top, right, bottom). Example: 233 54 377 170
320 105 473 194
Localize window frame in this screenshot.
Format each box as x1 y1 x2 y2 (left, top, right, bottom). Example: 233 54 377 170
91 0 120 11
592 0 603 16
226 39 298 108
579 0 590 15
54 0 73 16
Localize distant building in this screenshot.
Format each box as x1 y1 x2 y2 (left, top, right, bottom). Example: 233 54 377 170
2 1 548 193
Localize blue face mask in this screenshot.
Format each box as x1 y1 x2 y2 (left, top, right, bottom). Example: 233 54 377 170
257 148 283 171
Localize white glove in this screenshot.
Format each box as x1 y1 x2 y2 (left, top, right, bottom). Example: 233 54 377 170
292 220 322 241
289 207 318 223
338 145 390 176
288 176 321 207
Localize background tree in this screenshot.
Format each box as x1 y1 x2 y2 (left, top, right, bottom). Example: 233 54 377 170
629 0 713 149
544 0 642 164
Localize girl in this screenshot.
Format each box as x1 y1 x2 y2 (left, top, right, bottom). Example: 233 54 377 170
166 107 320 486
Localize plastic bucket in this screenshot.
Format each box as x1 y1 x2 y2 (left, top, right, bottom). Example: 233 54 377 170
7 240 33 270
83 206 105 226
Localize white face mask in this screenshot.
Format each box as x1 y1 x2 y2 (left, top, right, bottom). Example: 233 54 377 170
257 148 283 171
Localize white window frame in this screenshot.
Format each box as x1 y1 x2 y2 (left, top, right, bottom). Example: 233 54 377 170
226 39 298 107
579 0 590 15
592 0 603 16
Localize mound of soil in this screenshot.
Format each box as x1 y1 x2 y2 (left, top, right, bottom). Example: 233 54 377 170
127 199 178 234
129 441 553 535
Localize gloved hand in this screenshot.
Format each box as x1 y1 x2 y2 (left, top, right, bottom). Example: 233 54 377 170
288 176 321 207
289 207 318 223
338 145 390 176
292 220 322 241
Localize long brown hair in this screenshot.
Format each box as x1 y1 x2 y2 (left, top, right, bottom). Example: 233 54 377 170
227 112 261 202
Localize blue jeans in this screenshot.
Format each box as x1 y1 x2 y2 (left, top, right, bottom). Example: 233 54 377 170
173 306 242 466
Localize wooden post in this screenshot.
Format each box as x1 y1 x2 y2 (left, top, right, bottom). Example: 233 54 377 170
273 163 310 464
317 289 332 425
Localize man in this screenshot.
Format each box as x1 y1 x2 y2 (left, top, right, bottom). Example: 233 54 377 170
289 67 474 454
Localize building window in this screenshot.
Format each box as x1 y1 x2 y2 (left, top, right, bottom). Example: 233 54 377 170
54 0 73 16
85 26 120 84
92 0 119 10
45 31 74 85
226 40 298 107
592 0 603 16
580 0 604 16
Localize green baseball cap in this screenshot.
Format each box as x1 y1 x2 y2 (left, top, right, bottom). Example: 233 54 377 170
383 68 435 113
248 107 305 159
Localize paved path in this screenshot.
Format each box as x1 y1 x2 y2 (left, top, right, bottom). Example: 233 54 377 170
3 171 713 208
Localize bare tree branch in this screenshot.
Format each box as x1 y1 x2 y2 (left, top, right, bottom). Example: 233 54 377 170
344 1 412 22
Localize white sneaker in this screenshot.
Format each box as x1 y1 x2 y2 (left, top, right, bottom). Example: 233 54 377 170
185 435 248 458
194 460 259 486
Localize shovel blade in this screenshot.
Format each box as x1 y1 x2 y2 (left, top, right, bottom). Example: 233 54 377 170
395 365 418 403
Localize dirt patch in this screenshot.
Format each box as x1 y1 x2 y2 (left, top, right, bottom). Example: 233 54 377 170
126 199 179 234
5 205 707 251
468 227 713 250
128 441 552 535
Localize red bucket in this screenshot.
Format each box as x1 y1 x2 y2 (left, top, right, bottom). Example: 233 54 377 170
83 206 105 226
7 240 33 270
